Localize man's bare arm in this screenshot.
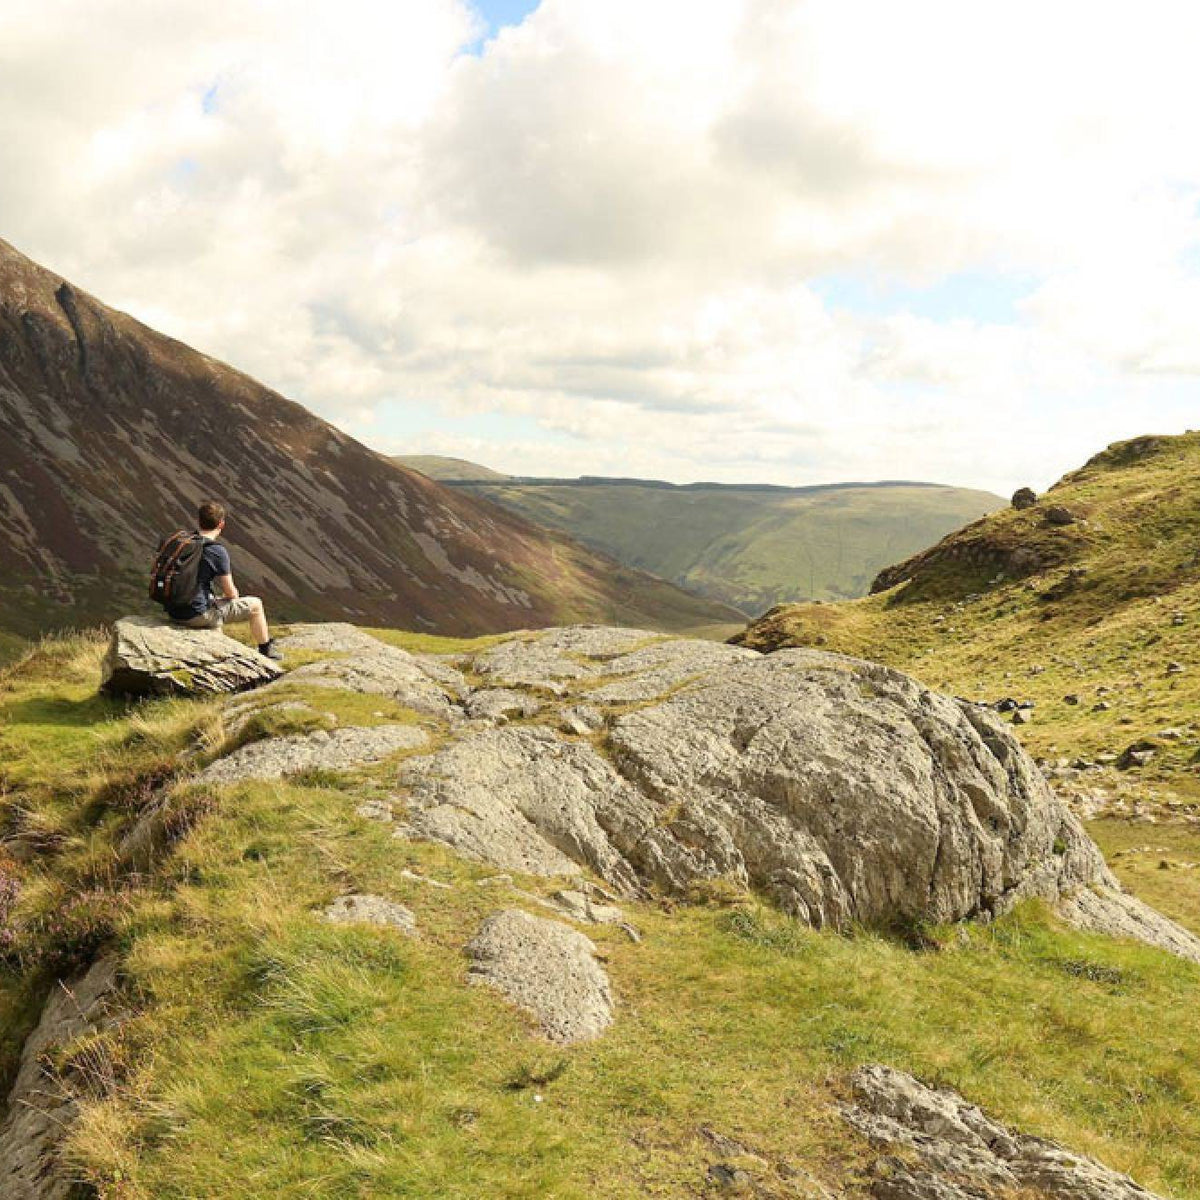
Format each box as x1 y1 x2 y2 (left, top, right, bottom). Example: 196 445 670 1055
215 574 239 600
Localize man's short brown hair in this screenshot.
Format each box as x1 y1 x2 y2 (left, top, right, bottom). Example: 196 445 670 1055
198 500 226 531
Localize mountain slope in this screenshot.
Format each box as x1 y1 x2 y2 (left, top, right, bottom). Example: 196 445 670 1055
735 431 1200 812
396 460 1001 615
0 238 738 638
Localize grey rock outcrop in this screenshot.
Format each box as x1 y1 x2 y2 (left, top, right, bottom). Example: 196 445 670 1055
286 643 461 716
400 726 649 888
843 1064 1163 1198
0 957 120 1200
396 639 1200 958
198 723 428 784
278 623 382 654
466 909 614 1043
101 615 281 697
184 623 1200 963
465 688 543 723
323 893 417 935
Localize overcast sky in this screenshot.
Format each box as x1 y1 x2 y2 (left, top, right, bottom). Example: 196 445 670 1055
3 0 1199 493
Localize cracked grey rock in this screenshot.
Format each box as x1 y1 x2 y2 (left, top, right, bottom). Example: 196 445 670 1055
1056 886 1200 963
467 626 662 695
323 893 417 934
198 724 428 784
398 726 652 890
355 798 394 822
466 909 613 1043
540 888 628 926
280 622 383 654
471 637 595 694
0 957 120 1200
844 1064 1164 1199
286 643 462 715
396 638 1200 959
465 688 543 723
584 638 758 704
559 704 604 735
101 616 281 697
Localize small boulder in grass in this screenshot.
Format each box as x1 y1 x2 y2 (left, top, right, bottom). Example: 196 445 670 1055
323 893 417 935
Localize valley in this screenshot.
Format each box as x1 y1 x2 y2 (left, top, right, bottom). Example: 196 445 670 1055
399 456 1002 615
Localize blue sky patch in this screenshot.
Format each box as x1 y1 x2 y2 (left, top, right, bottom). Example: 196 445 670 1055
470 0 540 42
813 270 1039 325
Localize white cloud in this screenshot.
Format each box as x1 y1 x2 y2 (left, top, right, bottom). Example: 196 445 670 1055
2 0 1199 495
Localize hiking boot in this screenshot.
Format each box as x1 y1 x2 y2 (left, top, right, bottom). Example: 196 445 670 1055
259 640 284 662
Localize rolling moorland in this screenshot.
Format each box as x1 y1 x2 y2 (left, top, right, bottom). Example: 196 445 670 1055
396 456 1001 615
3 419 1200 1197
0 237 738 650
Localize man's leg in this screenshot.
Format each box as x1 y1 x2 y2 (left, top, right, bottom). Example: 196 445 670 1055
216 597 272 648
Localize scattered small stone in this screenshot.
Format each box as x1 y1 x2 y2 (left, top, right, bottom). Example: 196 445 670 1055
1093 701 1112 712
355 798 394 822
1064 694 1080 706
1118 741 1158 770
1167 661 1186 675
1011 487 1038 510
707 1163 755 1192
400 868 452 890
1012 710 1031 726
323 893 417 935
1044 505 1078 526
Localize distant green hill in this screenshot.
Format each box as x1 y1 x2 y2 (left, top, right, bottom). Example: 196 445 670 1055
396 459 1002 615
394 455 510 482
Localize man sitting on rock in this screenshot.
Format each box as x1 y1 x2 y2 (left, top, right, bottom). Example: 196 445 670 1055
167 501 283 661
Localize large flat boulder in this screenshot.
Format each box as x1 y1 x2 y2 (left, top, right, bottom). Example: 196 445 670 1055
101 616 281 697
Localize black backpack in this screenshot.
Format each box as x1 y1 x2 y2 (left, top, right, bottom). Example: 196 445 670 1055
149 531 206 610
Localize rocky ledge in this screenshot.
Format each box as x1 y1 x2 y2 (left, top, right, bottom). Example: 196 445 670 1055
190 622 1200 962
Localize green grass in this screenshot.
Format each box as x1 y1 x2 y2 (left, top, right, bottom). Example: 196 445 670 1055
736 431 1200 809
1 628 1199 1196
445 480 1001 614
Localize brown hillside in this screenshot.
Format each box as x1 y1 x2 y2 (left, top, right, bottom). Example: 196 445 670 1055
0 238 738 638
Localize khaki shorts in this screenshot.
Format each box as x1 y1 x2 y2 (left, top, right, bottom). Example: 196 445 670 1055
176 597 261 630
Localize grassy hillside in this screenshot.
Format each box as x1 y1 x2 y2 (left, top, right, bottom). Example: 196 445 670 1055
395 454 510 482
1 629 1199 1196
402 472 1001 615
736 431 1200 817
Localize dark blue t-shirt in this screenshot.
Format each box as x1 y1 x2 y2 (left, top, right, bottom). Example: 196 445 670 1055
168 539 231 619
